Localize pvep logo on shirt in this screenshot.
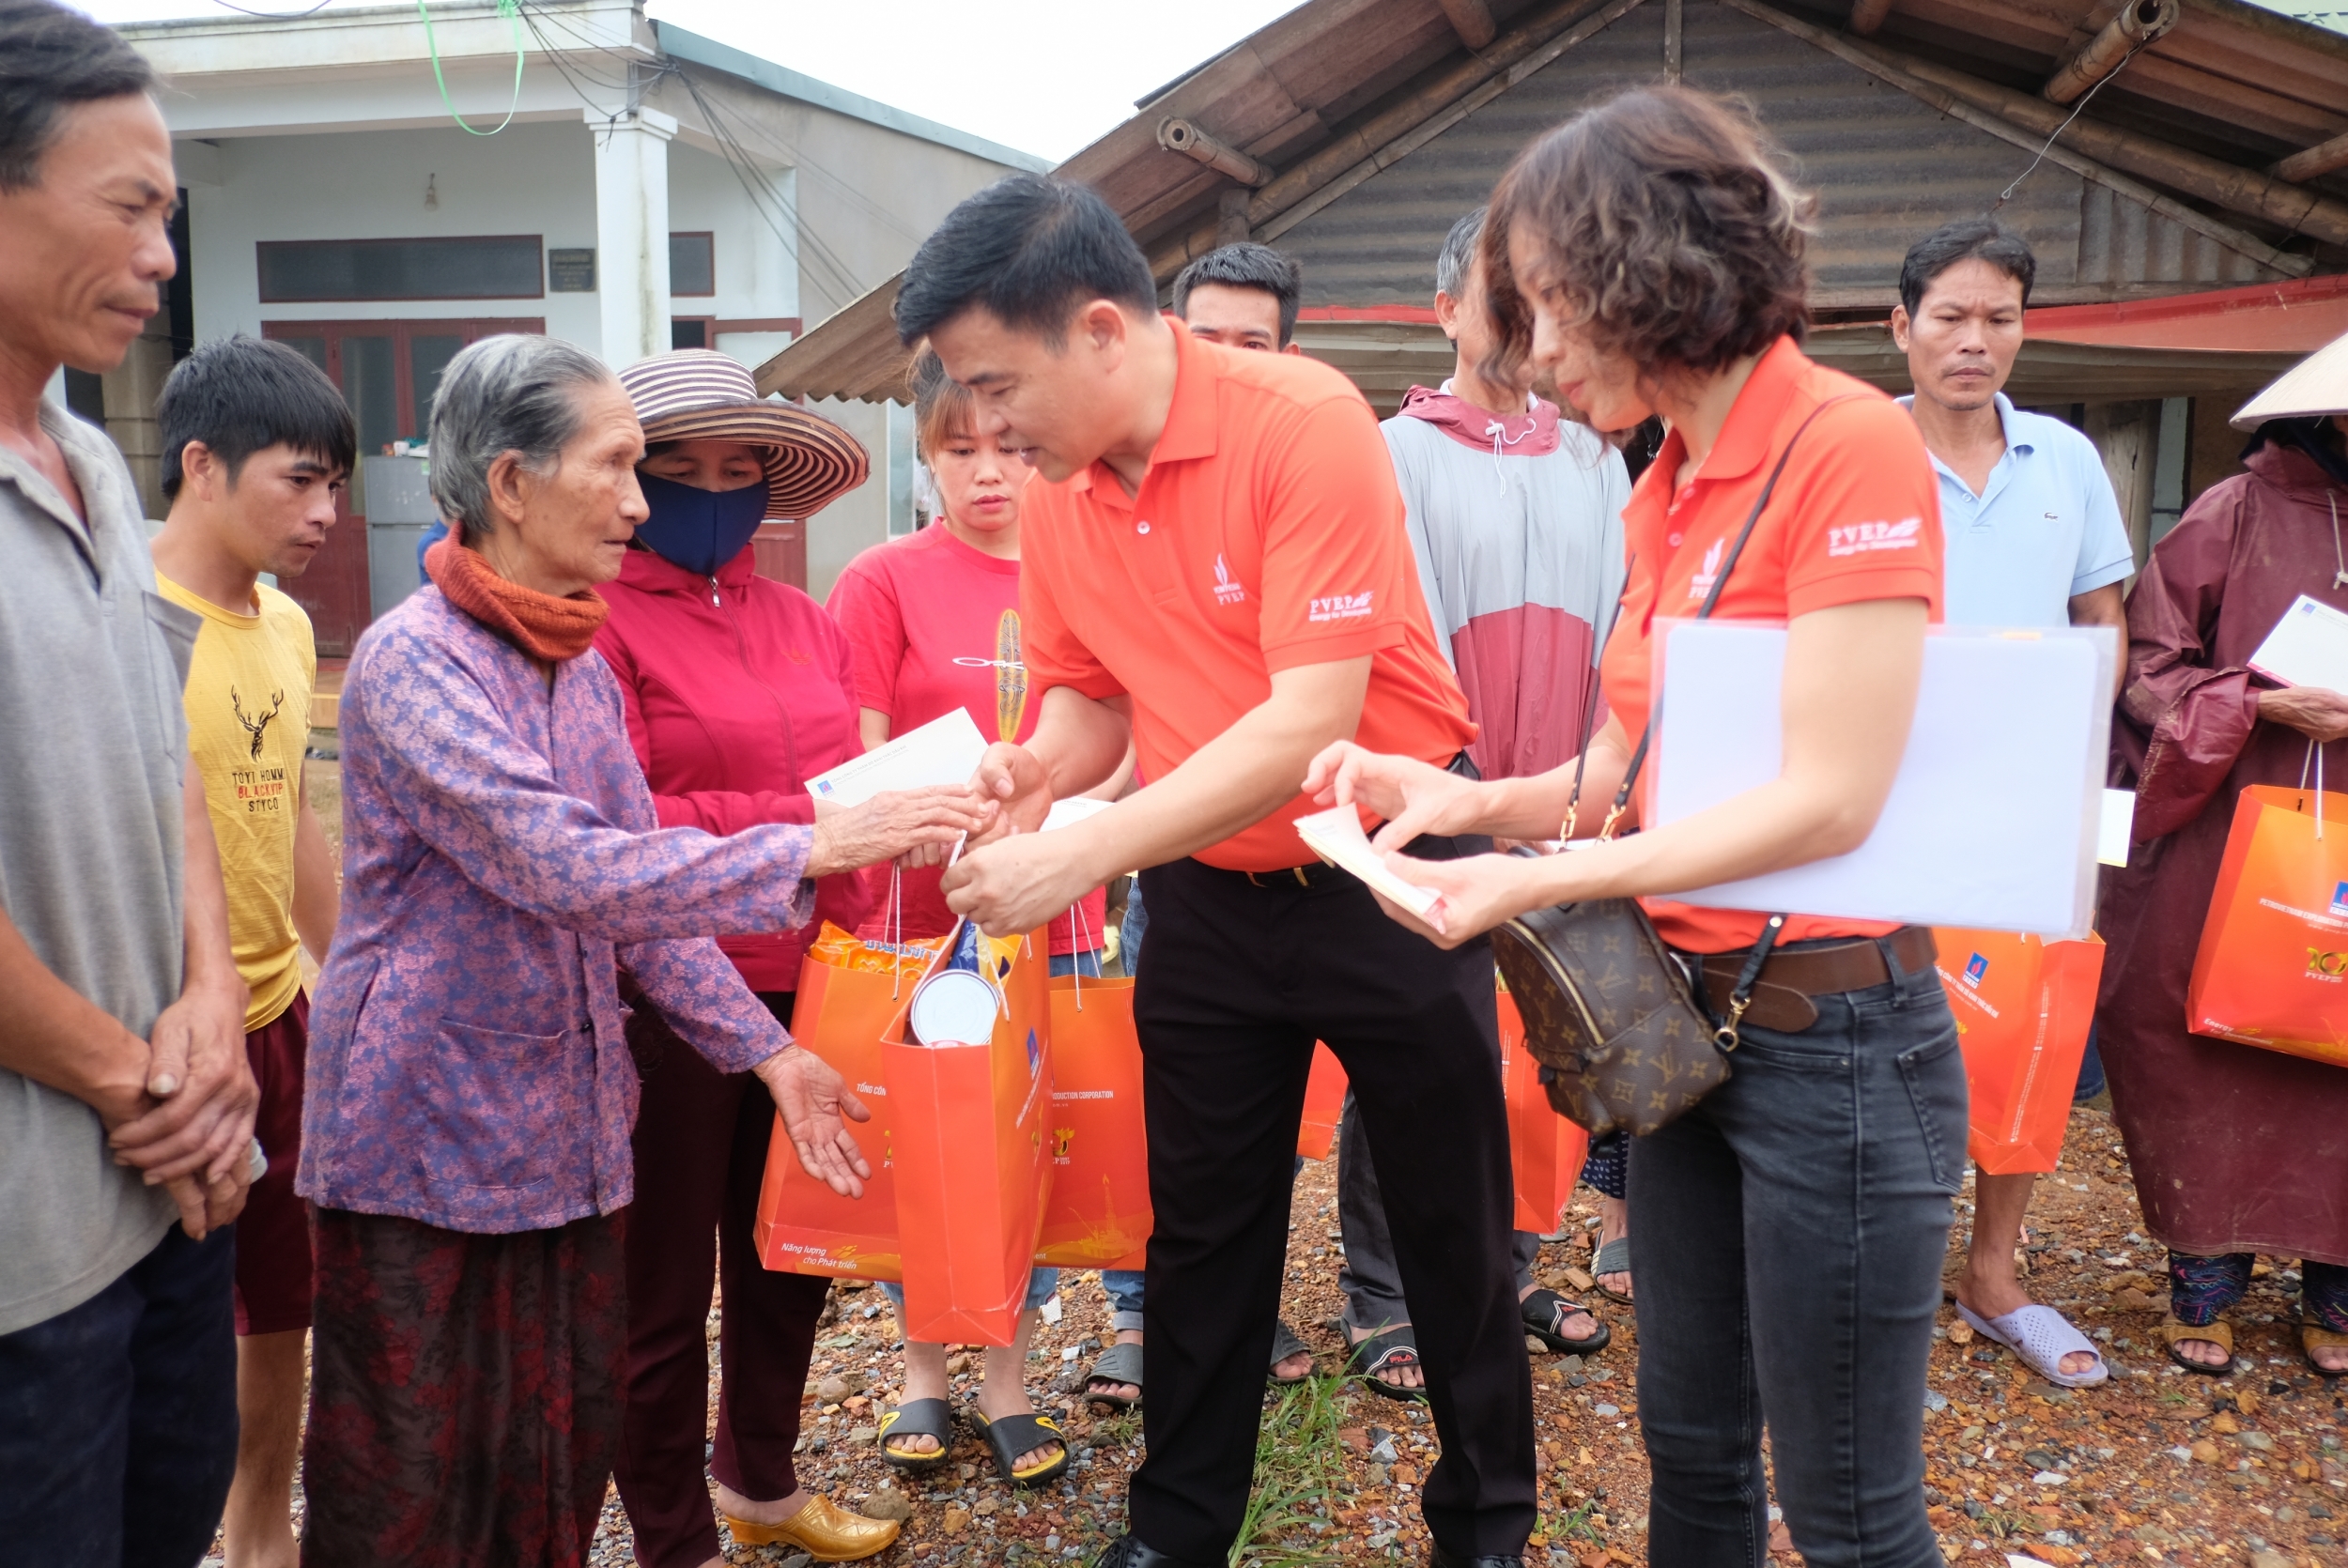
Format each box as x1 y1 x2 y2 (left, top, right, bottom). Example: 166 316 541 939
1308 590 1374 623
1686 539 1725 600
2331 881 2348 918
1213 553 1246 606
1963 952 1989 988
1826 517 1923 558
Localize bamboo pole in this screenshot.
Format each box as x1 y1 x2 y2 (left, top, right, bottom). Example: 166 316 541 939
1872 43 2348 250
1665 0 1683 81
2272 129 2348 186
1146 0 1647 280
1715 0 2317 275
1438 0 1499 49
1849 0 1893 36
2043 0 2177 105
1156 117 1274 187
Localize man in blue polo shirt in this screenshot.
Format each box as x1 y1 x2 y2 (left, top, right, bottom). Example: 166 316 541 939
1892 217 2132 1391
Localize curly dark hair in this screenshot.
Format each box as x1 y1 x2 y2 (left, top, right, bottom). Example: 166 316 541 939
1479 87 1814 392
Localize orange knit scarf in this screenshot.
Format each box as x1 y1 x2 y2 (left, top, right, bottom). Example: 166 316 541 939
424 523 608 663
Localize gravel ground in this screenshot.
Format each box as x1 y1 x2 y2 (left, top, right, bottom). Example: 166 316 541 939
579 1103 2344 1568
265 761 2348 1564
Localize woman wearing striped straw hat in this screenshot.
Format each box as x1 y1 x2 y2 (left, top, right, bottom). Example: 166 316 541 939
598 348 981 1565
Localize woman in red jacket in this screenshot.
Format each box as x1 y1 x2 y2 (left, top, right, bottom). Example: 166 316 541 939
826 349 1129 1486
596 349 988 1568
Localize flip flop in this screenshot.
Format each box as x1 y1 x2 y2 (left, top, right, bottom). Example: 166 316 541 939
1345 1324 1429 1404
2159 1313 2236 1376
1954 1300 2109 1388
963 1406 1070 1487
1593 1237 1632 1304
1268 1317 1316 1387
1084 1341 1144 1411
876 1398 956 1471
1522 1288 1611 1356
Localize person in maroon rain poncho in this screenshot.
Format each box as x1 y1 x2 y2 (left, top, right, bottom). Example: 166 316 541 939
2096 331 2348 1379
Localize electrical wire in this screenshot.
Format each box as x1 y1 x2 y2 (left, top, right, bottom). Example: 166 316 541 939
209 0 337 17
416 0 527 136
1992 41 2144 210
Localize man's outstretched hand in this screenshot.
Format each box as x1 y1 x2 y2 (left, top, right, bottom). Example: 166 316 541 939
970 742 1053 843
757 1046 873 1198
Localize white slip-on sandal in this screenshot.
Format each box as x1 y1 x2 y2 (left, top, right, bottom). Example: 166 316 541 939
1955 1299 2109 1388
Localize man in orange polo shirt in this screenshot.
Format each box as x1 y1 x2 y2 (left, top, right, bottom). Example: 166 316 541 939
905 175 1536 1568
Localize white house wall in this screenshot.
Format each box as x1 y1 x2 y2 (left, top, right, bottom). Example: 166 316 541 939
184 121 602 347
183 123 796 360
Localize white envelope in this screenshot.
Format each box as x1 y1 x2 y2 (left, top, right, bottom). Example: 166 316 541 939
805 708 988 807
1294 806 1442 917
2248 592 2348 694
1651 623 2115 938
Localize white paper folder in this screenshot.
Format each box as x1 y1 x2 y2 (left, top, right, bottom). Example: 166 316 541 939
1650 622 2116 939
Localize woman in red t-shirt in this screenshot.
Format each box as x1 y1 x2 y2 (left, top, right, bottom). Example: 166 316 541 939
826 350 1128 1487
1309 90 1962 1568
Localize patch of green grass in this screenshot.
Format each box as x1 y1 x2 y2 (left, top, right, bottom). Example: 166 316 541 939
1228 1376 1356 1568
1538 1498 1606 1549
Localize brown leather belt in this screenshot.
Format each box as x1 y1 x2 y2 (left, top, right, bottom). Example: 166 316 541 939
1692 926 1937 1035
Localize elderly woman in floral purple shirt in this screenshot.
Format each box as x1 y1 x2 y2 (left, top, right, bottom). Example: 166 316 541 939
294 334 990 1568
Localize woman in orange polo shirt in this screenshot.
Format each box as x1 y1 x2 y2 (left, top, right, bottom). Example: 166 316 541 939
1308 89 1959 1568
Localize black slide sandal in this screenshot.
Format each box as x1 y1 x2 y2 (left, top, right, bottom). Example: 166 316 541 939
1084 1342 1144 1410
877 1398 956 1471
964 1407 1071 1487
1346 1324 1430 1404
1268 1317 1316 1387
1522 1288 1611 1355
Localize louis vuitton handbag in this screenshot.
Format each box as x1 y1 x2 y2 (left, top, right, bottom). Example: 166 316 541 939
1489 401 1852 1137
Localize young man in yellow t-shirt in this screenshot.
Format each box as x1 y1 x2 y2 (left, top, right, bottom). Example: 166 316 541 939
149 335 350 1568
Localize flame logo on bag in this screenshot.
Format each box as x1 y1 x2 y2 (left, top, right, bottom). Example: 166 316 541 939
2331 881 2348 919
995 610 1028 741
1963 952 1989 988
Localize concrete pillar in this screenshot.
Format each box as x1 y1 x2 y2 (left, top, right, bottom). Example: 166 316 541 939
594 107 676 368
101 325 177 522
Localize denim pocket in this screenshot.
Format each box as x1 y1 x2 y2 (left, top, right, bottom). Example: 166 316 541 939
417 1020 573 1193
1896 1027 1969 1193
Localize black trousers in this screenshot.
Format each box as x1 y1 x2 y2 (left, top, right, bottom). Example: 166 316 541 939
1128 844 1536 1563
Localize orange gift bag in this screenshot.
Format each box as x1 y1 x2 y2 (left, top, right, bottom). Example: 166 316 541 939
1497 988 1590 1234
1297 1042 1348 1161
1934 928 2105 1175
753 922 949 1282
884 922 1056 1346
2186 781 2348 1068
1034 973 1151 1271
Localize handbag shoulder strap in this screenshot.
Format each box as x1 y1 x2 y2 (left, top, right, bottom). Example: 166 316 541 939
1599 393 1864 838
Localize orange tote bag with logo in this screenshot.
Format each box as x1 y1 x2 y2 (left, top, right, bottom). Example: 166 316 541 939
1935 929 2105 1176
1297 1042 1348 1161
752 923 950 1282
1497 987 1591 1234
1034 973 1151 1271
884 924 1056 1347
2186 783 2348 1068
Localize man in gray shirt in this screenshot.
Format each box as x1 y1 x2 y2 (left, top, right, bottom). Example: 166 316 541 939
0 5 261 1562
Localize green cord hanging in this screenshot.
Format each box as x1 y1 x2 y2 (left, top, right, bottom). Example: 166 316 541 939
418 0 525 137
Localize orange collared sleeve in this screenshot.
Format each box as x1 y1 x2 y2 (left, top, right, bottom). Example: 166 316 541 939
1255 393 1419 672
1776 396 1946 621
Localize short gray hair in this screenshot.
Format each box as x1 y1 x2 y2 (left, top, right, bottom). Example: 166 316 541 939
426 334 613 534
1435 208 1487 301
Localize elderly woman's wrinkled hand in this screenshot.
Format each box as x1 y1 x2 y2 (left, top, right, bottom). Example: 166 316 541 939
754 1045 873 1198
807 785 996 878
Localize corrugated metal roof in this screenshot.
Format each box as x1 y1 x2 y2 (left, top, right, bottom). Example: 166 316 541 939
755 0 2348 402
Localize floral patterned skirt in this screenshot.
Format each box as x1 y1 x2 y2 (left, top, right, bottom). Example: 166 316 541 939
301 1207 626 1568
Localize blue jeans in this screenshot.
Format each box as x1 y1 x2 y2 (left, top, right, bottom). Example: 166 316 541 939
1102 1268 1145 1332
0 1224 239 1568
1120 880 1148 977
1050 948 1104 979
1634 937 1964 1568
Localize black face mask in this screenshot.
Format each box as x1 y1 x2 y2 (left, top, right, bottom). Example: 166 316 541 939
634 470 770 577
